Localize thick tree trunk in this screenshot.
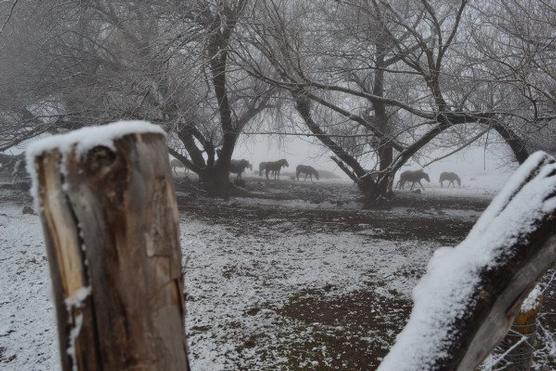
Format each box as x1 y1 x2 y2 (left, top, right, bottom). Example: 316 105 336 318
29 125 189 371
199 166 233 196
377 142 394 196
371 47 394 199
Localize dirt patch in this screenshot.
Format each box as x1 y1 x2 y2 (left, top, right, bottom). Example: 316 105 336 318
273 286 412 370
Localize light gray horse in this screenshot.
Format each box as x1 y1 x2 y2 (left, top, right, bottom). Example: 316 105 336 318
230 159 252 179
170 158 186 176
397 169 430 190
260 159 289 180
296 165 319 181
439 172 461 187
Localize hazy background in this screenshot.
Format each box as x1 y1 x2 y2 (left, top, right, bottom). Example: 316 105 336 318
234 133 516 187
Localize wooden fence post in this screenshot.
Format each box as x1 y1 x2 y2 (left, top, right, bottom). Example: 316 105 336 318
27 121 189 371
494 284 542 371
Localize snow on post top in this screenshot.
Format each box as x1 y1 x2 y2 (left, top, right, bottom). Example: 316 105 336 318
26 120 165 161
25 120 166 208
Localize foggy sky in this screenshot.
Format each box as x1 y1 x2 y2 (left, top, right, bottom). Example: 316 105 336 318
234 133 517 184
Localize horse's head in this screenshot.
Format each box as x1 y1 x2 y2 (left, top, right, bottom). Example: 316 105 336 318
314 169 320 180
421 171 430 182
280 159 289 167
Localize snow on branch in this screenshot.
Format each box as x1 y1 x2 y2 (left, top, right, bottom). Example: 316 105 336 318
378 151 556 371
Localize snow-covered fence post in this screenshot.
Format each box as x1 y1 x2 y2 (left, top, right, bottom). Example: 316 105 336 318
26 121 189 371
378 151 556 371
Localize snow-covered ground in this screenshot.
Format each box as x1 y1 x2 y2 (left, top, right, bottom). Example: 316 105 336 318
182 217 437 369
0 206 58 370
0 196 444 370
0 176 553 370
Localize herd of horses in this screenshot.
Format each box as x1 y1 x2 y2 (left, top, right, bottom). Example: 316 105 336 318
0 153 460 190
397 169 462 190
170 157 461 189
170 158 319 182
257 160 319 181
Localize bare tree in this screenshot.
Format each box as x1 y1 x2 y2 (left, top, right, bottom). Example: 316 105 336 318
239 0 554 204
0 0 272 194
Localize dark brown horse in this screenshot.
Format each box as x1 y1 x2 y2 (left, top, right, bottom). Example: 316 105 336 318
258 162 269 176
260 159 289 180
230 159 252 179
397 169 430 190
439 172 461 187
296 165 319 181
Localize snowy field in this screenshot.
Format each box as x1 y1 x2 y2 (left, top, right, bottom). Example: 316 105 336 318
0 177 554 370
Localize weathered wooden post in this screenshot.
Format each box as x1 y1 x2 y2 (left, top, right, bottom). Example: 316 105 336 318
378 151 556 371
26 121 189 371
501 286 542 371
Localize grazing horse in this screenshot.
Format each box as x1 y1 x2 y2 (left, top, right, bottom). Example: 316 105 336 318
170 158 186 176
258 162 269 177
261 159 289 180
230 159 252 179
439 171 461 188
397 169 430 190
296 165 319 181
